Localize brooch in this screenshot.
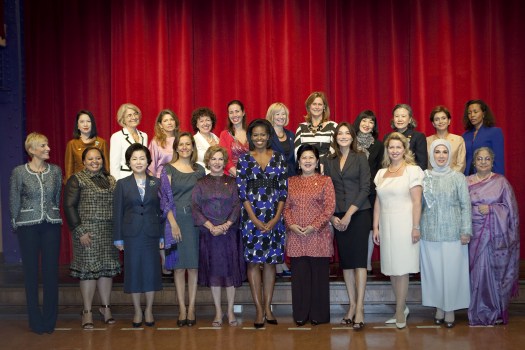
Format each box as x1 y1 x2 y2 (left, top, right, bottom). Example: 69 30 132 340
149 180 156 187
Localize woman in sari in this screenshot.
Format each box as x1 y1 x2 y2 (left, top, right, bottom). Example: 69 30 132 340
467 147 519 326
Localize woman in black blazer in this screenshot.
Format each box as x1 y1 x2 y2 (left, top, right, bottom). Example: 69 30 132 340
322 122 371 330
266 102 296 177
384 104 427 170
113 144 163 328
353 110 384 273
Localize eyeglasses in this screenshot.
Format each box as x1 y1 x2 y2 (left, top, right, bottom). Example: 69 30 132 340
476 156 492 162
126 112 140 119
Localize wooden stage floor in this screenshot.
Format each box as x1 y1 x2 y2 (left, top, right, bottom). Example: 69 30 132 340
1 303 525 350
1 261 524 349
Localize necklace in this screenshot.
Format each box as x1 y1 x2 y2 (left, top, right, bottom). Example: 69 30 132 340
308 122 323 134
387 162 404 173
476 171 492 182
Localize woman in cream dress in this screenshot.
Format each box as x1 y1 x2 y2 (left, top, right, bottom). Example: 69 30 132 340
373 132 424 329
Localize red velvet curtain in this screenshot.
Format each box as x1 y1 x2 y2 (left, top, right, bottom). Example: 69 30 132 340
24 0 525 263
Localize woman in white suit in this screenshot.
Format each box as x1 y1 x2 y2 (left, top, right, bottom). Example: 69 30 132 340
110 103 148 180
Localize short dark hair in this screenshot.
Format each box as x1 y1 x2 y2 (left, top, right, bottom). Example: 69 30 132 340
247 119 273 151
391 103 417 129
353 110 379 139
191 107 217 133
125 143 152 167
73 110 98 139
429 105 451 124
296 144 321 175
81 146 109 175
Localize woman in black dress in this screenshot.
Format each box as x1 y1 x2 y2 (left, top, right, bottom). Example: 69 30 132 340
322 123 371 330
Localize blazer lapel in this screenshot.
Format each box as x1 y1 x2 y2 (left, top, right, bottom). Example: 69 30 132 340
340 153 356 175
122 129 133 146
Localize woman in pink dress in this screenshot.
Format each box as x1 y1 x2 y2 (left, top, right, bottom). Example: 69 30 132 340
148 109 179 177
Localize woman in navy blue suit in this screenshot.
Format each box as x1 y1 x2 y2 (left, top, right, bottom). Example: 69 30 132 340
462 100 504 175
266 102 295 177
113 144 163 328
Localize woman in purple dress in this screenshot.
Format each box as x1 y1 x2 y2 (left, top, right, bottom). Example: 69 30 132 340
236 119 288 328
192 146 245 327
467 147 519 326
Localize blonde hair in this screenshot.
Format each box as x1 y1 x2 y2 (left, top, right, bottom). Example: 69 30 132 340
265 102 290 126
116 103 142 127
25 132 48 157
203 145 229 170
382 132 416 167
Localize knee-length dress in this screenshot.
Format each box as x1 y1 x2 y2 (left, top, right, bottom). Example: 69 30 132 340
192 174 246 287
162 163 206 269
236 152 288 264
374 165 424 275
64 169 121 279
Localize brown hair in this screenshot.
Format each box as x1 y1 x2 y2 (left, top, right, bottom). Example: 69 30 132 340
153 109 179 148
304 92 330 123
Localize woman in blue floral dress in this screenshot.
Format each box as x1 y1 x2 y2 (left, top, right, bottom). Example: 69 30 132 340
236 119 288 328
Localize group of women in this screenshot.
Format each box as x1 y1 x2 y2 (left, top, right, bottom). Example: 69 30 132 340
9 95 519 334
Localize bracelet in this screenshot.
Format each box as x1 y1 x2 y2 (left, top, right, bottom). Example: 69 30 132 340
413 226 420 230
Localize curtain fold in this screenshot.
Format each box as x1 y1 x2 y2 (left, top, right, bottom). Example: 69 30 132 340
24 0 525 263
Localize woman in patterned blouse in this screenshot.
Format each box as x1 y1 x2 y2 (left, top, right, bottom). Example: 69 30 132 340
284 144 335 326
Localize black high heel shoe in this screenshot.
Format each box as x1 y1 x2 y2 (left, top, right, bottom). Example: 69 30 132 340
295 320 306 327
177 319 187 327
265 315 278 325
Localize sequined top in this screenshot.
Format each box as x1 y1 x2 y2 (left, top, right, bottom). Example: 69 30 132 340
421 170 472 241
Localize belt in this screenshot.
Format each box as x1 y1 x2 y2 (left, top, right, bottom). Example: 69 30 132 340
247 178 279 191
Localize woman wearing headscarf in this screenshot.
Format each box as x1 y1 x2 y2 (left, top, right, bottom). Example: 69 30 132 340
420 139 472 328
